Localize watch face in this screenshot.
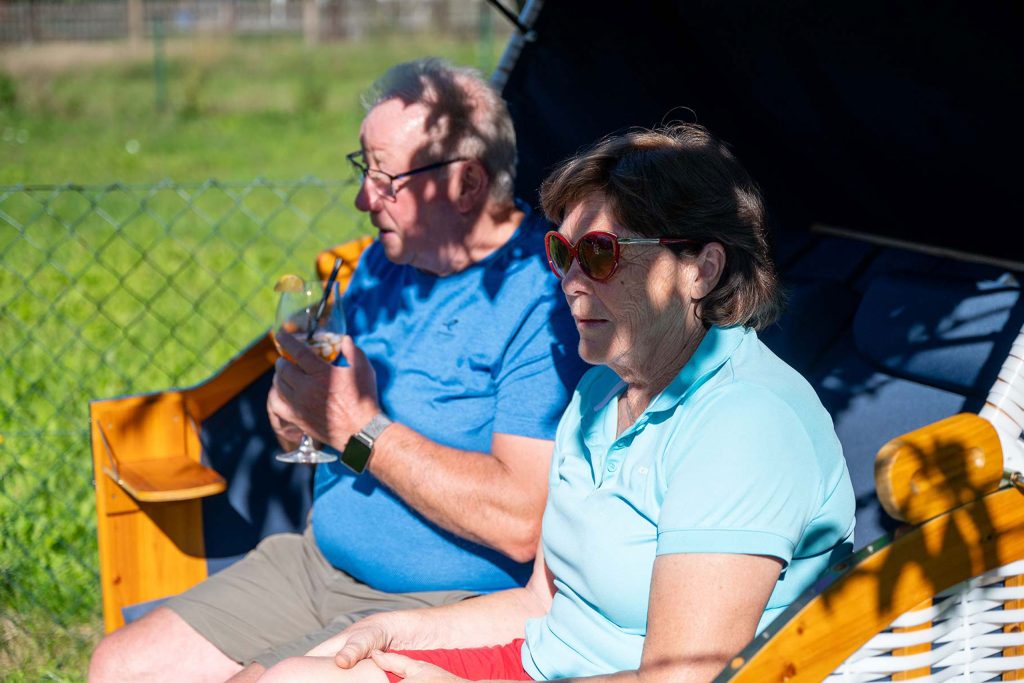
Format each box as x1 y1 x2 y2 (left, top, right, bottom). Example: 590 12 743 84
342 435 373 474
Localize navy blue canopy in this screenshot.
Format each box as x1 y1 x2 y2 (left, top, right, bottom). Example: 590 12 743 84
501 0 1024 263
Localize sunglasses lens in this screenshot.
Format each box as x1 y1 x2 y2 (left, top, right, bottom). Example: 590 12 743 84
577 233 617 281
545 233 573 278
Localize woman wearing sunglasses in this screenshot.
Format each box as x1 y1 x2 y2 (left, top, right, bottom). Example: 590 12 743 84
259 124 855 683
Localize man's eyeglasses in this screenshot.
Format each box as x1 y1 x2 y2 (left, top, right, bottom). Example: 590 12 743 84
544 230 701 282
346 150 466 199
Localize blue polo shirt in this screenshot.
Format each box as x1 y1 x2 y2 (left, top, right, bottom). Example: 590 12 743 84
312 206 589 594
522 325 855 679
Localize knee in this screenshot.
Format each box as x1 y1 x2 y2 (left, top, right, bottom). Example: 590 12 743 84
258 657 306 682
88 630 129 683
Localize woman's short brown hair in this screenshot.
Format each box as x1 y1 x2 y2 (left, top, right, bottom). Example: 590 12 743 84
540 123 782 330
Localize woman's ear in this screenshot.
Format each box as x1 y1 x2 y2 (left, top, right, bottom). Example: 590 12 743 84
692 242 726 299
454 160 488 213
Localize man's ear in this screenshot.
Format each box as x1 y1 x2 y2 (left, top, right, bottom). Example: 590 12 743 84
454 160 489 212
692 242 726 299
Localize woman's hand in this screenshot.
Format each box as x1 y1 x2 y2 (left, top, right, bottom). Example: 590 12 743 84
370 651 470 682
305 619 392 669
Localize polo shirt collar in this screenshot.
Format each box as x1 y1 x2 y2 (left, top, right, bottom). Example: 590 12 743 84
642 324 748 418
581 325 749 450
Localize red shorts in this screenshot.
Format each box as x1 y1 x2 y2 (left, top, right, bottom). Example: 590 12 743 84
384 638 532 682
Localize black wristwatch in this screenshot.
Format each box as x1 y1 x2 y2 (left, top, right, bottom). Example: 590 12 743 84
341 413 393 473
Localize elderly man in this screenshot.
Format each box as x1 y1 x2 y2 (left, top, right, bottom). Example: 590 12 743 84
89 58 587 682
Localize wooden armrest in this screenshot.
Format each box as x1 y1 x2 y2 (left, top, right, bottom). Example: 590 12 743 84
722 484 1024 682
102 457 226 503
317 235 375 285
875 412 1004 524
93 391 231 505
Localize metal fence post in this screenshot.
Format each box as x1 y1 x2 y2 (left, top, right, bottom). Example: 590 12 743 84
128 0 145 44
153 18 167 113
303 0 320 45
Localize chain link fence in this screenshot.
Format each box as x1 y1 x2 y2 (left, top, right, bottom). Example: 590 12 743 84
0 176 368 678
0 0 488 44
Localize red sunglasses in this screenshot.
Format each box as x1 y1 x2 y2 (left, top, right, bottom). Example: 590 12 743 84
544 230 700 282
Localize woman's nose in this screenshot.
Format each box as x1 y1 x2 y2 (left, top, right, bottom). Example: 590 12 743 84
560 257 591 296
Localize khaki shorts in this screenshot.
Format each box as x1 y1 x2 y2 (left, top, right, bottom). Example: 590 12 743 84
166 526 476 668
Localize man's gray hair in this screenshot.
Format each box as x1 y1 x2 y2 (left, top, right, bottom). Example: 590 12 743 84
363 58 517 204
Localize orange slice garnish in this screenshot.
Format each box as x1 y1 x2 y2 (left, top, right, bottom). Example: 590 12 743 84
273 273 306 293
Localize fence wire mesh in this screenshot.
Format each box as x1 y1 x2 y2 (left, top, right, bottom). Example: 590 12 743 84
0 0 487 44
0 176 367 678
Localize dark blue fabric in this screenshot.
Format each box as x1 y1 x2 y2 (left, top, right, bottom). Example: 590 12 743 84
782 237 877 285
200 370 313 572
854 249 1017 290
853 274 1023 397
121 596 171 624
790 266 1023 547
811 335 971 546
761 236 1024 549
760 280 860 376
503 1 1024 262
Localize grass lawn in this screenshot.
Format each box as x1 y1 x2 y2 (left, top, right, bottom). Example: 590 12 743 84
0 32 508 184
0 29 509 681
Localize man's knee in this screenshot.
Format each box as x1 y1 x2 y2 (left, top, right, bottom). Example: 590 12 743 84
88 629 122 682
89 613 156 682
88 607 240 682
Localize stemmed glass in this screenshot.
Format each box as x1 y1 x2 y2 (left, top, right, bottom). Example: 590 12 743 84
272 276 346 464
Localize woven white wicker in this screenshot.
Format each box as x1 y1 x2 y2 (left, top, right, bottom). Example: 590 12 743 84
828 560 1024 681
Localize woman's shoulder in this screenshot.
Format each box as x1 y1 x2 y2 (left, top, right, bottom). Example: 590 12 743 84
684 365 845 485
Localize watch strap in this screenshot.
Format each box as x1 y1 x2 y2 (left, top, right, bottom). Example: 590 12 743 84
360 412 393 441
340 413 392 474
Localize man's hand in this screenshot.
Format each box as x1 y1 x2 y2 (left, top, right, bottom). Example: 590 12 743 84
305 619 392 669
267 385 304 449
371 651 470 682
270 332 381 450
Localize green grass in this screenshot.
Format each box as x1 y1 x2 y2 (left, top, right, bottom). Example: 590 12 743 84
0 33 508 184
0 31 508 680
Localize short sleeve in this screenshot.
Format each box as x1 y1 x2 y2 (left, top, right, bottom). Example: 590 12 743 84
656 384 824 567
493 292 589 441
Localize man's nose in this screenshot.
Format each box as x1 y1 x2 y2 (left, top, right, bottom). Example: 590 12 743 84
354 178 377 212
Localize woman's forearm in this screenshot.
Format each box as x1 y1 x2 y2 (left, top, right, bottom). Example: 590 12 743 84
377 585 547 650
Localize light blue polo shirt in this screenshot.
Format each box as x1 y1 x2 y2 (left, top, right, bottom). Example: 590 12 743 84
522 325 855 680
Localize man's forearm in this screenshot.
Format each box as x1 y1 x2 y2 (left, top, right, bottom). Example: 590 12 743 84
364 423 548 562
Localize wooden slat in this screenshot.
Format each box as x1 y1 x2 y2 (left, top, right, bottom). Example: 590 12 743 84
875 413 1004 524
316 235 375 284
185 333 278 421
892 598 932 680
103 456 225 502
99 499 207 626
90 398 210 632
719 485 1024 682
1005 574 1024 681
